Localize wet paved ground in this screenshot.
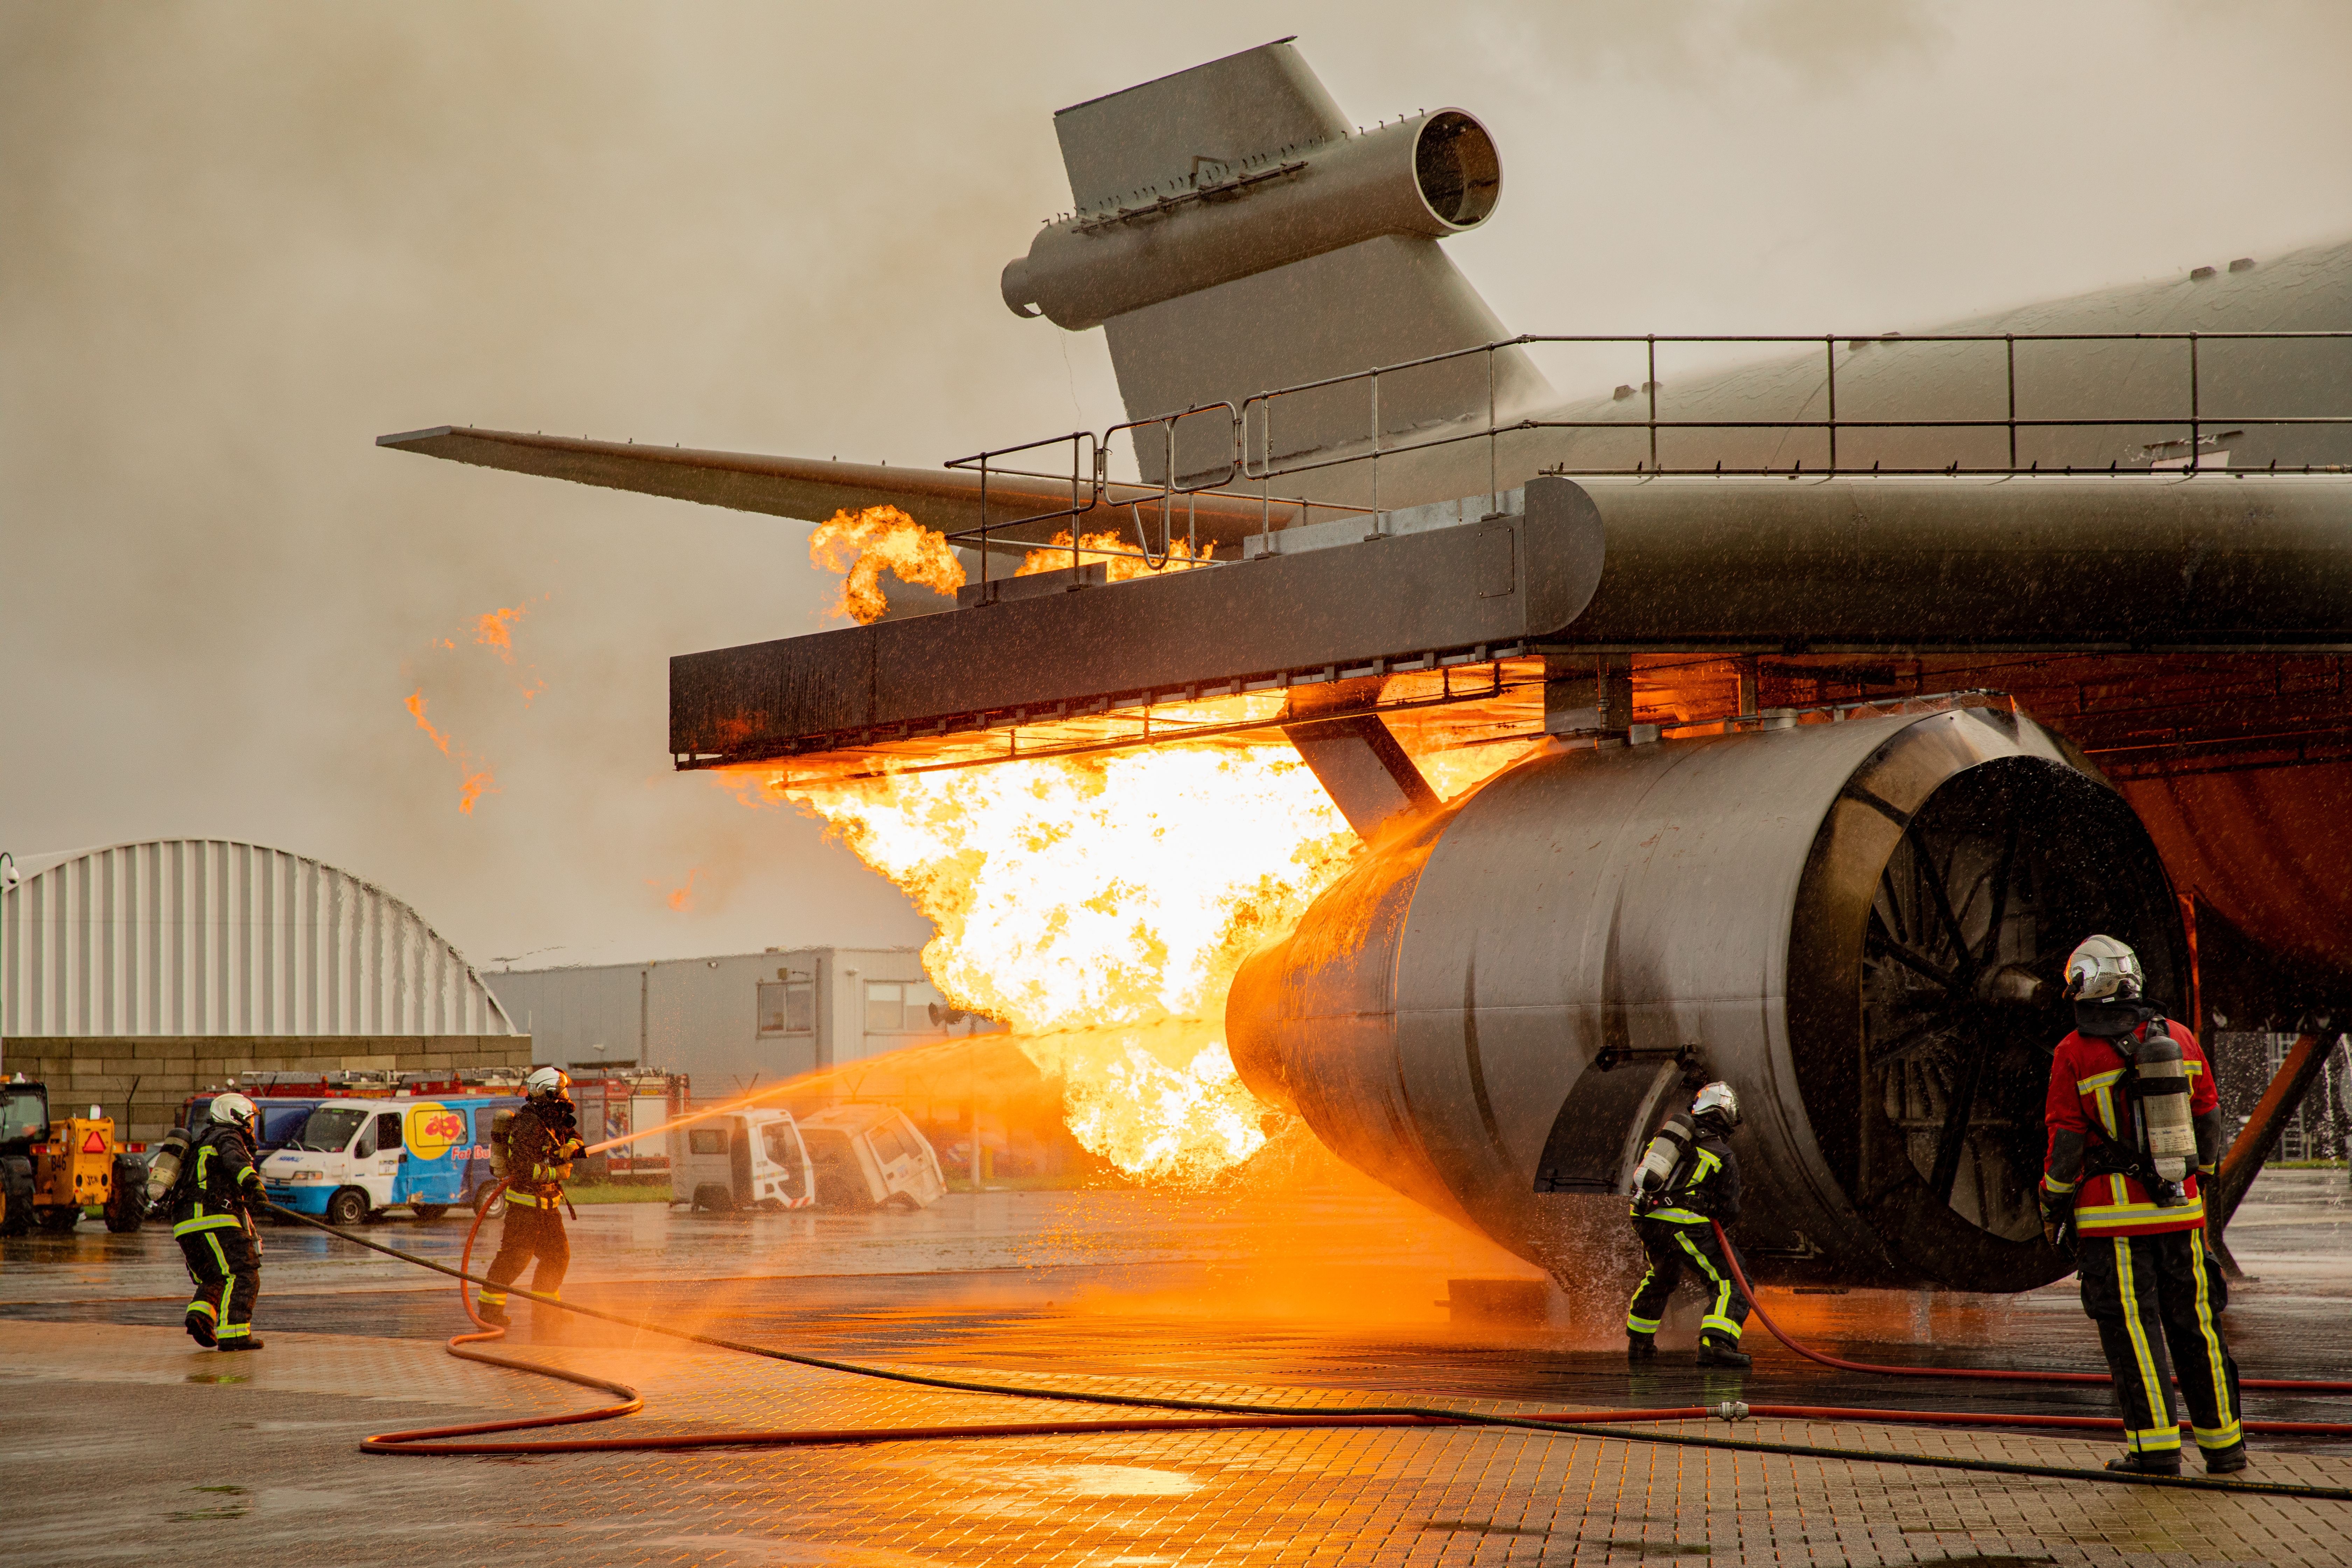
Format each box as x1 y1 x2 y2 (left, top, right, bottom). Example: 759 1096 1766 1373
4 1162 2348 1565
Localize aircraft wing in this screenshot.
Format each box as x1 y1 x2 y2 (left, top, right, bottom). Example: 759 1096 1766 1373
375 426 1298 547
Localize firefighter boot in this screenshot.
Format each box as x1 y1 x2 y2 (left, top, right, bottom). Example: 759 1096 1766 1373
1695 1334 1751 1370
2203 1442 2249 1476
1626 1333 1656 1364
475 1294 511 1328
2106 1450 2182 1476
216 1337 266 1352
184 1310 217 1349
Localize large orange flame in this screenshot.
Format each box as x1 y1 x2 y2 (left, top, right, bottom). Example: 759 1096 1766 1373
809 505 967 624
725 743 1358 1184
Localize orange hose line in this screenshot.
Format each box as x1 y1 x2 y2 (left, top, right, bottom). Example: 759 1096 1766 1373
264 1199 2352 1497
354 1197 2352 1463
1710 1221 2352 1395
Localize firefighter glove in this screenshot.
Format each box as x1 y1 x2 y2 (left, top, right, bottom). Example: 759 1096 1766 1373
2039 1193 2074 1254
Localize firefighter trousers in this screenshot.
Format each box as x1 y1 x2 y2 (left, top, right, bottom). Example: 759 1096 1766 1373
1625 1218 1750 1343
2078 1230 2242 1457
177 1225 260 1343
483 1198 569 1311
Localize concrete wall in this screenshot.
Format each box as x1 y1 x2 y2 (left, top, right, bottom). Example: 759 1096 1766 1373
2 1035 533 1143
485 947 960 1098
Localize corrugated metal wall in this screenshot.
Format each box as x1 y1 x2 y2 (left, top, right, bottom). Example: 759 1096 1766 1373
0 840 516 1037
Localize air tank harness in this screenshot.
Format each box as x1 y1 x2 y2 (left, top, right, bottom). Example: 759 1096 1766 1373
255 1199 2352 1503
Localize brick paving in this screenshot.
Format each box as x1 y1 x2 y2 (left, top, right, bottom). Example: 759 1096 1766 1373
4 1318 2346 1567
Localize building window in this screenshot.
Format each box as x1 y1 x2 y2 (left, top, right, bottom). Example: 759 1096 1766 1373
758 979 814 1035
864 980 911 1033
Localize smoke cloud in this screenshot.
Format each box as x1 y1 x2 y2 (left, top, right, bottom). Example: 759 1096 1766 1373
3 2 2346 971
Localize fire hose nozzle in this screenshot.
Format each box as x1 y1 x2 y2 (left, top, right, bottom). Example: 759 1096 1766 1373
1714 1401 1751 1423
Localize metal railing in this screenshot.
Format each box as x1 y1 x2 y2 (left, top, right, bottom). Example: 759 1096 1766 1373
945 329 2352 570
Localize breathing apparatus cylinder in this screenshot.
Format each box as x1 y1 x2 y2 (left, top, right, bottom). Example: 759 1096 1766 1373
2131 1022 2197 1197
145 1129 191 1207
488 1110 515 1180
1633 1114 1697 1208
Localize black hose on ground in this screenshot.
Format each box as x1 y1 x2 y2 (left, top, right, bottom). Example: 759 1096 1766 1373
262 1202 2352 1502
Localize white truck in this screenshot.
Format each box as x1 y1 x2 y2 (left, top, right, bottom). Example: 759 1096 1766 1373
669 1103 945 1213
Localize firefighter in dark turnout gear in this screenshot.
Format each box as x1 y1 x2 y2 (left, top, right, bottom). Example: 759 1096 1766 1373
2041 935 2246 1477
1625 1081 1752 1368
170 1092 267 1350
478 1067 585 1330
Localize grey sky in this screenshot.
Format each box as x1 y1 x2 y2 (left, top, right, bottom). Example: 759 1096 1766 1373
4 1 2346 972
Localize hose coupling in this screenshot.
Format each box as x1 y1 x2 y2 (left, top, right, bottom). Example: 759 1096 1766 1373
1713 1401 1751 1423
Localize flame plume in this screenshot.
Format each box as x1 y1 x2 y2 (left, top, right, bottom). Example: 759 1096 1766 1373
727 744 1358 1184
1017 528 1213 583
809 505 967 623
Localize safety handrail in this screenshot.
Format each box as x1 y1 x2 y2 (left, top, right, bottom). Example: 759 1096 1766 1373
951 329 2352 540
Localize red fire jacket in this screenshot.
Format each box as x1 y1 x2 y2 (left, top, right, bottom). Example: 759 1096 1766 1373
2040 1017 2216 1238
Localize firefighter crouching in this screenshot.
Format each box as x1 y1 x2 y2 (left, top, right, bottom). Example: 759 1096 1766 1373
1625 1081 1753 1368
165 1093 268 1351
478 1067 586 1331
2040 934 2246 1477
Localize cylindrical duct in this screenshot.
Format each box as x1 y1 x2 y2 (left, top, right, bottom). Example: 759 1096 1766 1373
1227 705 2186 1291
1002 110 1501 331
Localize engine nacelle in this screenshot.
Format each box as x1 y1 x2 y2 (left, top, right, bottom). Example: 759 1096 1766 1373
1002 110 1501 331
1227 704 2188 1292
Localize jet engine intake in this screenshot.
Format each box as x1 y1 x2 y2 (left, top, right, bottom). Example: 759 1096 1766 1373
1002 110 1501 331
1227 704 2186 1292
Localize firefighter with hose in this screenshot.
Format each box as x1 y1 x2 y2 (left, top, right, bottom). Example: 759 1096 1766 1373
162 1092 268 1351
2039 933 2245 1476
1625 1080 1752 1368
477 1066 585 1333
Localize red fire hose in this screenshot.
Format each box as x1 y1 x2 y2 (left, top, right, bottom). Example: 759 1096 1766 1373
257 1198 2352 1500
1709 1221 2352 1395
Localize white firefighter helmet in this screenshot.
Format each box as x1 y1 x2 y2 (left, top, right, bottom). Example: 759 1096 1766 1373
210 1091 257 1128
1692 1080 1741 1129
2064 934 2144 1002
523 1066 570 1099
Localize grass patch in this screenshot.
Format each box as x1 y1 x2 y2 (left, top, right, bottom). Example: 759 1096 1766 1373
565 1182 675 1205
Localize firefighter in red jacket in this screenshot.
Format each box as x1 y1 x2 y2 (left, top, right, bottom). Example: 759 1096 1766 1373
2040 934 2245 1477
478 1066 585 1332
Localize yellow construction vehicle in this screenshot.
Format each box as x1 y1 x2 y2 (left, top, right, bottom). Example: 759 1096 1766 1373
0 1075 146 1235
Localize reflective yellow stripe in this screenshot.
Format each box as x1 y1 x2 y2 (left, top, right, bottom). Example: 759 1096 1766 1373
186 1299 217 1319
478 1290 507 1305
1633 1208 1710 1224
2187 1242 2240 1448
173 1215 242 1237
2075 1193 2205 1232
2040 1175 2076 1194
1675 1231 1742 1341
2077 1068 2126 1094
213 1228 243 1330
2113 1240 2177 1452
2092 1085 2119 1139
1626 1311 1661 1334
506 1190 543 1208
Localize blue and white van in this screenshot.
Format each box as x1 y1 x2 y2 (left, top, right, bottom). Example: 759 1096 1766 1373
262 1094 520 1225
